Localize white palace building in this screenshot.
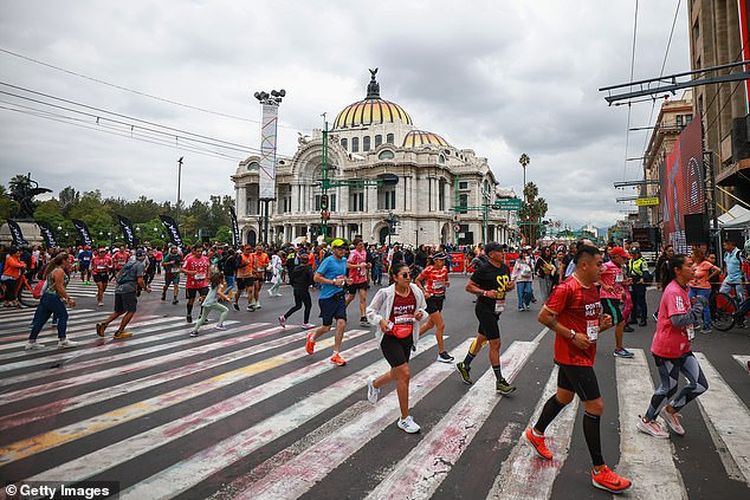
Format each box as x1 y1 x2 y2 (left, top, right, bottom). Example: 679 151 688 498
232 69 518 247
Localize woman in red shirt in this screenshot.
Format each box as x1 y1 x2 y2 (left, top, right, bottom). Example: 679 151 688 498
637 254 709 439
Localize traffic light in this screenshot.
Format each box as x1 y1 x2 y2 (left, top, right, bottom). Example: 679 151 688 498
320 194 329 210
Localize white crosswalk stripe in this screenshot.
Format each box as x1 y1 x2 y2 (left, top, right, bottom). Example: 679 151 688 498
1 308 748 499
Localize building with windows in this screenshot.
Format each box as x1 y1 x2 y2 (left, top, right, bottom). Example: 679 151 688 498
232 70 517 246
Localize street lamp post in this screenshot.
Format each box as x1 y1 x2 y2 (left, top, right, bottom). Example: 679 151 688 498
253 88 285 245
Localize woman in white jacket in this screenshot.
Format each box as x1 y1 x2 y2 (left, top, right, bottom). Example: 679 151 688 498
366 263 428 433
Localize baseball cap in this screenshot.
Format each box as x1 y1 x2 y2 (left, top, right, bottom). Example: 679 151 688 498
485 242 507 254
331 239 346 249
609 246 630 258
135 249 146 259
432 251 447 260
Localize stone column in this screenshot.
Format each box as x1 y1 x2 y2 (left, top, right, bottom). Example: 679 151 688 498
238 186 247 217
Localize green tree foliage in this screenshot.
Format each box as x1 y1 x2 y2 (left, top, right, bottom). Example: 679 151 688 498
0 185 19 225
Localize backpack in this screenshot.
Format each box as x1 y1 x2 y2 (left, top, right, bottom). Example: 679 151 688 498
32 279 46 299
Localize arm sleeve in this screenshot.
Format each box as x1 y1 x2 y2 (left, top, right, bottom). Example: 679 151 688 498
668 295 706 327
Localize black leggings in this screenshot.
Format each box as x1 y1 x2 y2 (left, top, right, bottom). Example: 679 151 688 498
284 287 311 323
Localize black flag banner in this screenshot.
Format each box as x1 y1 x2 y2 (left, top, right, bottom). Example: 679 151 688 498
229 206 240 248
159 215 183 247
71 219 93 247
35 220 57 248
116 214 137 247
6 220 28 246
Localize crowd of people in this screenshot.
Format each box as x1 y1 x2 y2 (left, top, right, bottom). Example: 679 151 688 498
2 234 749 494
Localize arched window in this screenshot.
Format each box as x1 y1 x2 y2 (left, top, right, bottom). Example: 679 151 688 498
352 137 359 152
378 150 395 160
363 136 371 151
386 133 394 144
375 135 383 147
341 138 348 150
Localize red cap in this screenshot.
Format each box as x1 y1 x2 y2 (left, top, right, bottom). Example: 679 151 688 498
609 246 630 259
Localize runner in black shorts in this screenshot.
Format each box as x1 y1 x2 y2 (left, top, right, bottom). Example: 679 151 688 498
456 242 516 395
416 252 453 363
161 246 182 305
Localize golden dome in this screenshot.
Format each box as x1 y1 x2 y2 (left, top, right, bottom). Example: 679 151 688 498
402 130 449 148
332 68 413 130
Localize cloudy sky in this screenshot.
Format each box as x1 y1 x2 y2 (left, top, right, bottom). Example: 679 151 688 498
0 0 690 228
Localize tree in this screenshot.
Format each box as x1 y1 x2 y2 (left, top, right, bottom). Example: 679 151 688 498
58 186 80 216
518 182 548 246
0 185 18 225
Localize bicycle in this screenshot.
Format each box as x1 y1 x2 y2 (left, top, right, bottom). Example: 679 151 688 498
712 291 749 332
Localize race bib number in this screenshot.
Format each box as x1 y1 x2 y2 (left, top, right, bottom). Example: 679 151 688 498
495 300 506 314
195 273 206 281
586 319 600 342
97 265 107 270
433 280 445 291
686 325 695 341
256 267 265 273
615 273 624 283
359 267 367 277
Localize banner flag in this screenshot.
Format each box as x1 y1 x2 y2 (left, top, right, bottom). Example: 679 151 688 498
35 220 57 247
71 219 93 247
229 206 240 248
159 215 183 247
116 214 137 247
6 220 28 246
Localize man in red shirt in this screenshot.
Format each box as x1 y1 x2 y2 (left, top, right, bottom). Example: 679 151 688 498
526 245 632 494
345 239 370 326
416 251 452 362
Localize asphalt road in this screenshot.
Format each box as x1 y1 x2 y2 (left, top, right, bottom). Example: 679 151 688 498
0 274 748 500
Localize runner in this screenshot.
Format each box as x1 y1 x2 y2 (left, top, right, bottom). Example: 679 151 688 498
221 248 238 302
267 249 284 297
1 247 26 308
346 238 371 326
627 248 650 327
526 245 630 494
111 245 130 277
144 247 157 286
637 253 710 439
77 245 93 285
234 245 254 311
161 245 182 305
305 239 350 366
455 242 516 394
182 245 210 323
600 246 634 358
91 247 113 307
279 248 315 329
250 244 270 310
190 271 230 337
416 251 453 362
25 252 78 350
365 262 428 433
512 248 534 311
96 249 150 340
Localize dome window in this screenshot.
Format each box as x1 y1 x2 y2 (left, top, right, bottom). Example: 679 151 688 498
378 150 395 160
248 161 260 171
341 138 348 150
352 137 359 152
439 154 446 164
363 136 371 152
375 135 383 147
386 133 394 144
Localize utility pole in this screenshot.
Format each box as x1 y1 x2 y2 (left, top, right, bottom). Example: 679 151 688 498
176 156 183 209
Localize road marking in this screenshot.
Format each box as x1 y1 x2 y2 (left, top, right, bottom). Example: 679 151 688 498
0 308 99 327
29 330 374 482
0 323 287 400
121 336 445 500
488 365 579 500
0 312 110 340
694 352 750 486
614 349 687 499
364 341 538 500
732 354 750 372
0 329 362 466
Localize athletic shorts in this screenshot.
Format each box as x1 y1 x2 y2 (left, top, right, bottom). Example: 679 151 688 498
601 298 624 325
114 292 137 314
93 273 109 284
79 263 90 271
475 302 501 340
381 333 414 368
556 363 601 401
425 296 445 314
186 287 209 299
319 294 347 326
237 277 254 290
346 281 369 293
164 272 180 286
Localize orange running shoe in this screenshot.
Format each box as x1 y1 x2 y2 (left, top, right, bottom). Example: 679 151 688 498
524 428 553 460
330 353 347 366
305 332 316 355
591 465 632 494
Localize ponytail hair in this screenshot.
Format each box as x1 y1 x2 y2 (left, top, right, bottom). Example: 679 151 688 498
210 271 224 289
661 254 687 289
44 252 69 279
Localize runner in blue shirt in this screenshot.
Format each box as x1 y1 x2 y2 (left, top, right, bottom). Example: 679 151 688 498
78 246 93 285
721 240 746 302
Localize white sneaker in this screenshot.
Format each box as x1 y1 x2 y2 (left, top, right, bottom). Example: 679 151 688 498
636 417 669 439
302 323 315 330
57 338 79 349
25 342 46 351
97 302 104 307
397 415 421 434
661 411 685 436
367 377 380 404
268 290 274 297
214 324 226 331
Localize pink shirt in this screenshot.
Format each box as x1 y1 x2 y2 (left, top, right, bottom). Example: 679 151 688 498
182 254 210 289
347 249 368 284
651 280 694 358
599 261 624 300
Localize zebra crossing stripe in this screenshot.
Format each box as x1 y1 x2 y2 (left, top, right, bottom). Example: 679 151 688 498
614 349 687 499
487 365 579 500
0 308 91 323
28 330 375 482
363 341 538 500
0 309 100 329
0 323 287 401
0 326 342 465
694 352 750 486
732 354 750 372
120 336 445 500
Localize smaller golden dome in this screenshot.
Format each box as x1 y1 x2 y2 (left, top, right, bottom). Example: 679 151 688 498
402 130 449 148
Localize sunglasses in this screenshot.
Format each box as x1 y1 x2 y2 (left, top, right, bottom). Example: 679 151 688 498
399 272 411 279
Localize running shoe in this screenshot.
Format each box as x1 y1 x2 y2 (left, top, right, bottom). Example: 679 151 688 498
24 342 46 351
456 361 472 385
638 321 647 327
701 327 712 334
186 315 193 323
496 378 516 395
623 325 634 333
367 377 380 404
96 322 106 337
189 330 200 338
636 417 669 438
57 338 79 349
397 415 421 434
360 317 370 327
613 348 634 359
172 299 179 305
660 411 685 436
214 324 226 331
305 332 316 354
254 303 263 310
302 323 316 330
161 294 166 301
437 351 454 363
97 302 104 307
113 331 133 340
591 465 632 494
233 303 240 311
246 304 255 311
330 353 347 366
267 289 274 297
278 315 286 328
524 427 553 460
